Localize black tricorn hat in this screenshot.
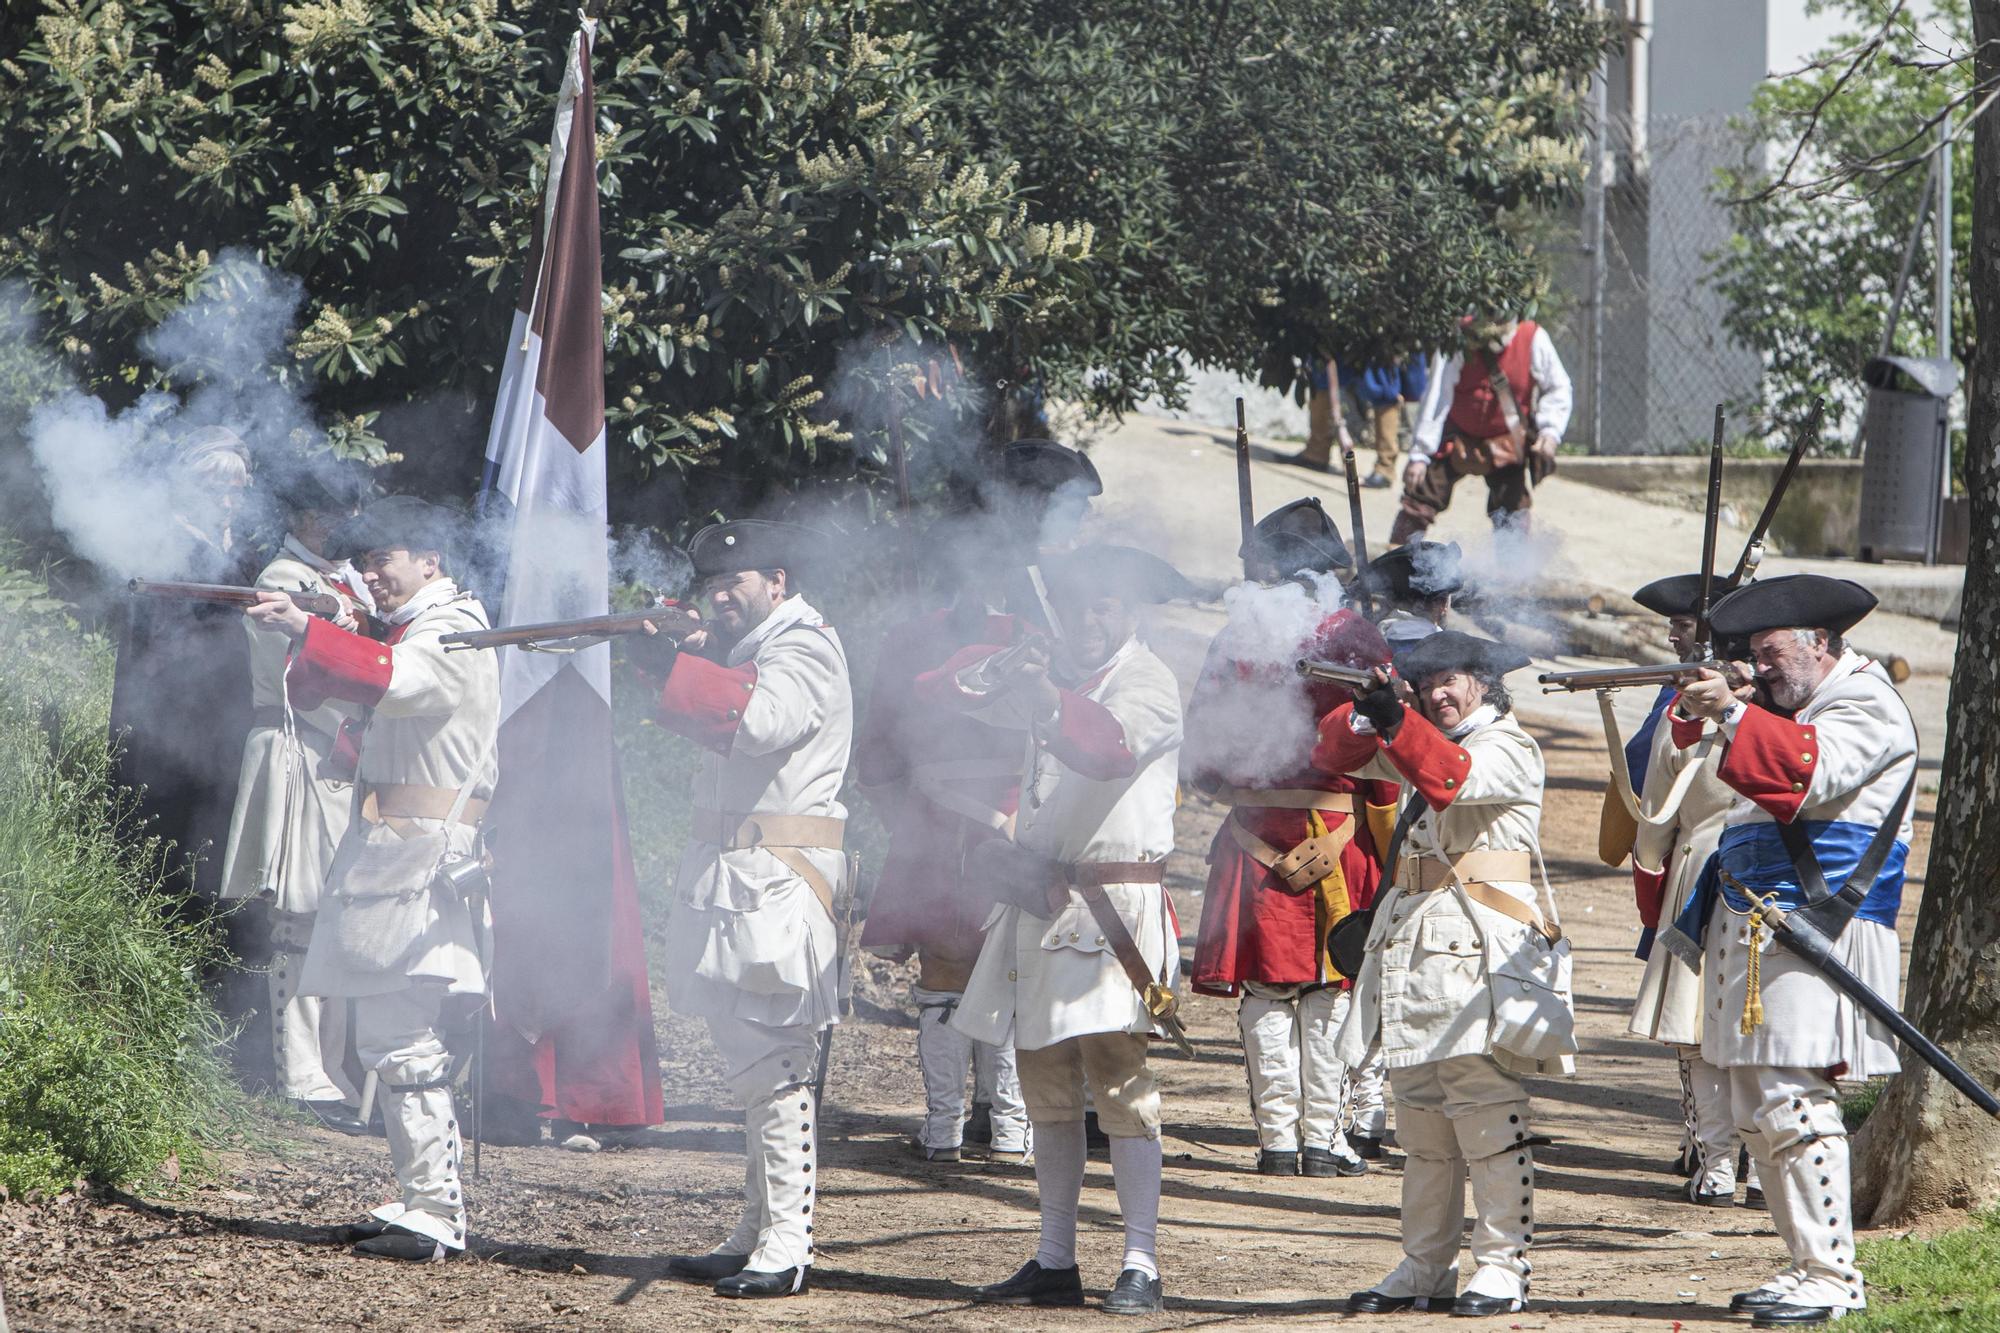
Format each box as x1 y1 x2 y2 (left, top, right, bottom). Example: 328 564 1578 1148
1042 544 1193 605
1632 574 1708 618
1364 540 1464 602
329 495 450 562
995 438 1103 498
1710 574 1878 638
276 455 373 516
1243 496 1351 576
1396 629 1532 683
687 519 823 578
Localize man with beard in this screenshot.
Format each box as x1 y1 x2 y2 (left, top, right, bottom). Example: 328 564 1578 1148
939 546 1188 1315
1187 499 1394 1178
246 496 499 1262
221 459 373 1131
1665 576 1916 1329
1618 575 1759 1208
1313 632 1575 1317
635 520 851 1300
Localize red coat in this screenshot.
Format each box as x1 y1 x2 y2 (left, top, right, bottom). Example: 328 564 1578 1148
1188 609 1397 996
856 607 1025 955
1447 319 1538 441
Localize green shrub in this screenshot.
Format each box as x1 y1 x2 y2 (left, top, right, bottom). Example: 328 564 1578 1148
0 558 242 1197
1846 1209 2000 1332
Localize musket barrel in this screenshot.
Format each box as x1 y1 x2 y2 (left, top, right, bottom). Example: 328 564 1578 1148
1295 657 1378 689
1537 662 1707 693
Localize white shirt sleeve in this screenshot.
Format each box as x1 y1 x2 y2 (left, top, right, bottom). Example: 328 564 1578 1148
1530 327 1572 440
1410 353 1459 463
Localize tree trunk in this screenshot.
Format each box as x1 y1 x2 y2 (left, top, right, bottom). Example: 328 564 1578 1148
1854 0 2000 1225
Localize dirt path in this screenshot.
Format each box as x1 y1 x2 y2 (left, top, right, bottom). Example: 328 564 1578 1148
1 689 1934 1332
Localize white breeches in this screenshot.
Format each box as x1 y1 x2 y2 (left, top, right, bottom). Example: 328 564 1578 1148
270 945 355 1105
1238 983 1356 1155
914 986 1029 1153
354 985 464 1250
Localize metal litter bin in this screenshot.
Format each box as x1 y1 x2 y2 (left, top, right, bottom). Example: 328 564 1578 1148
1858 355 1957 564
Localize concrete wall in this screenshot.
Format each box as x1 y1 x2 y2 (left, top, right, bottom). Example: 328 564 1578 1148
1557 455 1861 558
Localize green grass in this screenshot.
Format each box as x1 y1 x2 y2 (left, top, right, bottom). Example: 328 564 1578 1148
1842 1079 1887 1131
0 557 244 1197
1845 1210 2000 1331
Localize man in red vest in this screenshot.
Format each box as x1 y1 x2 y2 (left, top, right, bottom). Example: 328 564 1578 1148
1391 315 1572 544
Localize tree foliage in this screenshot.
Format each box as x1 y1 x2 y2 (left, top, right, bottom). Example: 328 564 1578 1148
1711 0 1973 443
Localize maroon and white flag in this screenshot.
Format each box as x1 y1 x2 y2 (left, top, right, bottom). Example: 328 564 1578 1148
478 19 661 1129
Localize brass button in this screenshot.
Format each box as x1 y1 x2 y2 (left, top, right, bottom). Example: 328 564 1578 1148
376 655 389 665
1008 969 1018 981
1444 777 1457 789
726 708 740 720
1095 935 1106 946
1790 781 1805 792
1069 932 1080 942
1800 753 1814 763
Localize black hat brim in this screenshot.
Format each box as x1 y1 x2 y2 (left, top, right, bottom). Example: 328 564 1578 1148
1395 629 1532 682
1709 574 1878 638
1632 574 1708 618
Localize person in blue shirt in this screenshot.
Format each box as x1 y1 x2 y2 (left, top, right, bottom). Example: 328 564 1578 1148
1296 355 1428 485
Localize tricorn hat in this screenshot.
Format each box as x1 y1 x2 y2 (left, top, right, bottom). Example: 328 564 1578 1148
1396 629 1532 683
276 455 374 517
1709 574 1878 639
1042 544 1193 606
687 519 823 578
1363 540 1464 603
1632 574 1708 618
329 495 450 562
1244 496 1351 577
994 438 1103 498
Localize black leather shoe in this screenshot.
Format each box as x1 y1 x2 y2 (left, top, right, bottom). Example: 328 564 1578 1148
715 1267 807 1298
1731 1288 1793 1312
1302 1146 1367 1178
973 1259 1084 1306
334 1217 390 1244
1750 1305 1837 1328
1690 1189 1736 1207
1451 1292 1525 1317
1351 1133 1385 1161
1102 1268 1164 1315
296 1099 371 1136
666 1252 751 1281
354 1230 451 1262
967 1101 994 1145
1347 1289 1456 1314
1257 1149 1299 1176
1746 1185 1766 1208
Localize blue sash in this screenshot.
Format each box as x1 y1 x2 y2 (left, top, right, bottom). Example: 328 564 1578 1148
1667 822 1906 953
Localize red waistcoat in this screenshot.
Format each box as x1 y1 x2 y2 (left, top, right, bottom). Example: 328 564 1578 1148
1446 320 1538 441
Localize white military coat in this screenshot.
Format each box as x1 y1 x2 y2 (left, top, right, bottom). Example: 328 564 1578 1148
219 541 363 911
1626 711 1731 1045
951 636 1184 1052
296 580 499 1000
1328 706 1575 1077
661 595 852 1032
1687 652 1915 1077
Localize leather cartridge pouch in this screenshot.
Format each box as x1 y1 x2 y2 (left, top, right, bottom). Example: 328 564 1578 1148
1223 792 1354 894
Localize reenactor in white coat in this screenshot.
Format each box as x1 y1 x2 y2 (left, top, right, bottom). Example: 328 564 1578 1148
1313 631 1575 1318
1620 575 1758 1207
637 520 852 1300
937 546 1189 1316
1665 576 1916 1329
220 463 372 1131
247 497 499 1262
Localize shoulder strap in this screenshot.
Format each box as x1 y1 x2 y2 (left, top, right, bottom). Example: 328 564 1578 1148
1379 789 1427 871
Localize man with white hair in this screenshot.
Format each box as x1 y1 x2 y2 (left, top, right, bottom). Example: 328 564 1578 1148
1666 575 1917 1329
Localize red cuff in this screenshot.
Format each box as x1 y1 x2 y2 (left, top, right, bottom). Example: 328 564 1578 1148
658 656 759 753
287 617 392 710
1379 711 1473 810
911 643 1012 709
1310 703 1380 777
1668 704 1707 750
1718 705 1818 822
1044 690 1136 780
1633 860 1669 929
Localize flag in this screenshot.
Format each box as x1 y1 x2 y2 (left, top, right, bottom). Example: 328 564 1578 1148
477 18 662 1129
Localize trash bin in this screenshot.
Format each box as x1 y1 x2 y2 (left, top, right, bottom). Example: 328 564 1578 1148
1857 355 1957 564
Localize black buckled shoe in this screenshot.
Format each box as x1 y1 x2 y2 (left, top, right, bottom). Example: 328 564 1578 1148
353 1229 452 1262
973 1259 1084 1306
1750 1305 1838 1328
1730 1288 1794 1313
1256 1149 1299 1176
1347 1289 1456 1314
334 1217 391 1244
1690 1189 1737 1207
1102 1268 1164 1315
296 1099 371 1136
1451 1291 1525 1317
715 1267 807 1298
1350 1133 1386 1161
1302 1146 1367 1178
666 1252 751 1281
1746 1185 1767 1208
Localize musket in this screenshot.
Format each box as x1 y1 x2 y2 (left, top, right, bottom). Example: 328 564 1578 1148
1296 658 1383 691
1727 396 1825 588
1538 662 1711 694
1694 404 1725 657
1234 397 1255 576
1334 360 1375 617
129 578 350 622
438 601 701 652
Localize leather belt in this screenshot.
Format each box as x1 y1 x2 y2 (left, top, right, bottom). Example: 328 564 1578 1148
1399 850 1558 943
1228 815 1355 894
692 810 846 916
1212 786 1354 813
1062 860 1167 887
361 783 489 829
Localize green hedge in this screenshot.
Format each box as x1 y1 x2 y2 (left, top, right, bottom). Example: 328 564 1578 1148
0 560 241 1197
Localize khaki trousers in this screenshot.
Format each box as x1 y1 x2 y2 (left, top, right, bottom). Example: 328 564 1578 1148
1017 1031 1161 1139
